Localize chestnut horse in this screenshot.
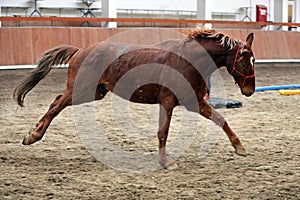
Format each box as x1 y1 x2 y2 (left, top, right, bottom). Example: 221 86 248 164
14 28 255 168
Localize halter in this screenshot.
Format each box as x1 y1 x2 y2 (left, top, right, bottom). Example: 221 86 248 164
231 45 255 88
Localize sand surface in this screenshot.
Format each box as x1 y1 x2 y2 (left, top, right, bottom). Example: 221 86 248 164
0 64 299 199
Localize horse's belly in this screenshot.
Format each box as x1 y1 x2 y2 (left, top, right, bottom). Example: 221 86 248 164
112 84 160 104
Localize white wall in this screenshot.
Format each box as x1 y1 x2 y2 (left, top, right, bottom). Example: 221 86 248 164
0 0 101 17
0 0 292 24
296 0 300 31
211 0 272 21
116 0 196 11
0 0 29 7
116 0 273 22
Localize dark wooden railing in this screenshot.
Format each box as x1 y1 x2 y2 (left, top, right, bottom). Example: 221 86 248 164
1 16 300 27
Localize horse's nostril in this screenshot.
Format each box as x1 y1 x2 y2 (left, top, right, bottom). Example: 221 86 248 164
247 91 254 96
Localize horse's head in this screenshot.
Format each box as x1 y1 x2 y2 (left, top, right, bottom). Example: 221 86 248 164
227 33 255 97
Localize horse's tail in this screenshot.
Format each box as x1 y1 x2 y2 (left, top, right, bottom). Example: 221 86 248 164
13 45 79 107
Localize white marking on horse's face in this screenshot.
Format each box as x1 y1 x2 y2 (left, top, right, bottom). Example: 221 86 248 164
250 56 254 67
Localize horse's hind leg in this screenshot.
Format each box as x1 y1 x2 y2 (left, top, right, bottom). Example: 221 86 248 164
23 84 109 145
22 91 72 145
197 100 247 156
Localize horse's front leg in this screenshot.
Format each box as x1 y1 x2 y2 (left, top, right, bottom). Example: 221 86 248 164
197 99 247 156
22 91 72 145
157 96 177 169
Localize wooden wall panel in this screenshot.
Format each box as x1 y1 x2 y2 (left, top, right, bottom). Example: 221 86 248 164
285 31 300 59
1 28 14 65
22 28 34 64
269 32 280 59
31 28 54 63
82 28 103 46
97 28 111 41
251 30 266 59
0 27 300 66
69 28 85 48
12 28 34 64
278 32 289 59
51 28 70 47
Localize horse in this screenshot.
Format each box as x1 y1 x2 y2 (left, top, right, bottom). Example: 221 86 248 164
13 28 255 168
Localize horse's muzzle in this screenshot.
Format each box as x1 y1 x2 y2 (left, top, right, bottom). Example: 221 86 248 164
241 88 254 97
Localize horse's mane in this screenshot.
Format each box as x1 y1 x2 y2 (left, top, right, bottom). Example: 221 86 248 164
187 27 239 49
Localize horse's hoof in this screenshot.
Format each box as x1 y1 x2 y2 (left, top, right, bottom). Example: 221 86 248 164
166 161 178 170
235 148 247 156
22 135 33 145
159 159 178 170
22 133 39 145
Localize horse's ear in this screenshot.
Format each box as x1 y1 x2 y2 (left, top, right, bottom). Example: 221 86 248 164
246 33 254 48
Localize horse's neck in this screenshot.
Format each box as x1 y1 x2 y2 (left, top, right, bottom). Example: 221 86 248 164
200 41 228 68
182 39 228 77
156 39 228 78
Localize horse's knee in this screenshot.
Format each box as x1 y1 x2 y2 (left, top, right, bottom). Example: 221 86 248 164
198 104 225 127
211 113 226 127
158 130 168 141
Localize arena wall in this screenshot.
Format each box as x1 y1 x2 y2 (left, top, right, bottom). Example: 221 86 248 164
1 27 300 65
